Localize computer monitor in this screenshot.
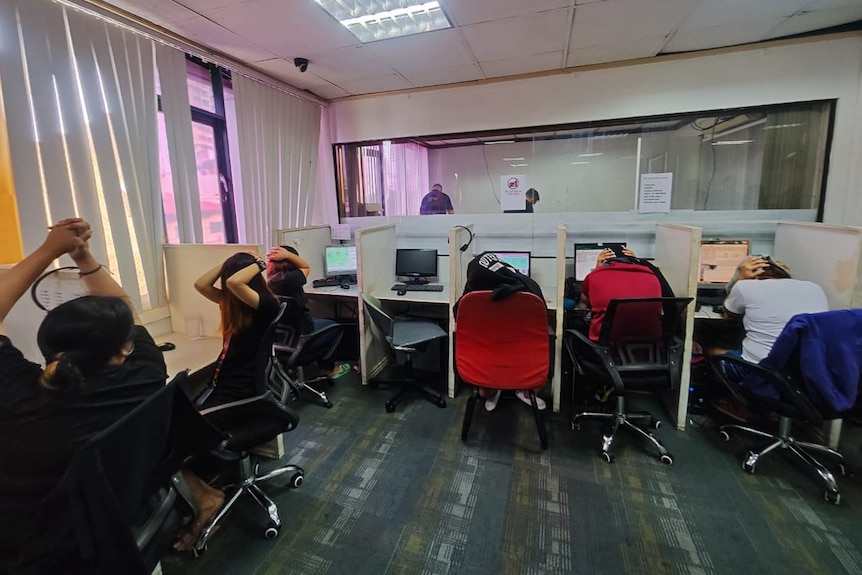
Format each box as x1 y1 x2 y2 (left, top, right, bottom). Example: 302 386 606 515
495 251 531 276
395 248 438 283
573 242 627 281
323 244 357 277
699 240 750 284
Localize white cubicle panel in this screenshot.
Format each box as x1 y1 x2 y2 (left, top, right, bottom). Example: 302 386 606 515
553 225 567 413
356 224 397 384
655 223 702 431
277 225 333 279
448 224 474 397
773 222 862 310
164 243 264 337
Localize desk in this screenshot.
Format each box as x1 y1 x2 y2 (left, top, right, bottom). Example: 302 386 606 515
377 288 450 305
694 307 724 320
154 333 221 379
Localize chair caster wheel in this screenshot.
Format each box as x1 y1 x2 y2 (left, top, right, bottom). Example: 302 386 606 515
660 454 674 465
436 398 447 408
651 418 661 430
264 524 279 539
324 401 333 409
825 490 841 505
742 452 757 473
385 402 396 413
601 451 614 463
718 430 731 442
836 462 847 476
290 472 304 488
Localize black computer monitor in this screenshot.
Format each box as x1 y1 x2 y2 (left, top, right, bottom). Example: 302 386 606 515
495 251 531 276
395 248 438 283
573 242 627 281
323 244 357 277
699 240 750 284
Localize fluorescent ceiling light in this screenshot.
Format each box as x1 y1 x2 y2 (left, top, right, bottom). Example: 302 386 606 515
510 163 529 167
762 123 805 130
578 152 603 157
711 140 754 146
314 1 452 43
484 140 515 145
571 161 590 165
502 157 525 161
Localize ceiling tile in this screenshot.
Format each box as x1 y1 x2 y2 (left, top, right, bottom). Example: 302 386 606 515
167 15 276 62
399 63 485 87
570 0 697 48
677 0 813 31
444 0 572 26
337 74 414 95
568 36 666 67
480 51 563 79
368 28 476 69
663 18 787 53
461 9 573 62
104 0 198 24
765 5 862 39
298 45 395 84
175 0 254 11
248 58 347 99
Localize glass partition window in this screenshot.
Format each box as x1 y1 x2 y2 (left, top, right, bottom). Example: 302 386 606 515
332 101 832 218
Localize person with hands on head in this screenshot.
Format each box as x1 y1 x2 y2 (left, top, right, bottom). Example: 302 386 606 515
266 245 350 379
0 219 166 568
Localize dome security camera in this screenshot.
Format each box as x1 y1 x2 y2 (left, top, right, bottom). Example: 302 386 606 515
294 57 309 73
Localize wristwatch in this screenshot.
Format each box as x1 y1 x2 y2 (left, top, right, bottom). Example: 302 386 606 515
255 258 266 272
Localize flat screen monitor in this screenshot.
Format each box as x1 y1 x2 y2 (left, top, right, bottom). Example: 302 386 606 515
395 248 438 282
573 242 627 281
699 240 750 284
495 251 531 276
324 244 357 277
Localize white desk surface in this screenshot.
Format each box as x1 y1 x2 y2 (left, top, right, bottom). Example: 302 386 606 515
377 288 450 304
305 285 360 298
694 307 724 320
155 332 221 379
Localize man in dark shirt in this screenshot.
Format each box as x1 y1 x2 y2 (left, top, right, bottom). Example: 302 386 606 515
419 183 454 215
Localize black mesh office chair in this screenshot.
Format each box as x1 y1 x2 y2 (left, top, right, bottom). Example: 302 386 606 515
361 293 448 413
270 296 346 408
565 297 692 464
13 373 216 575
710 309 862 505
195 303 305 549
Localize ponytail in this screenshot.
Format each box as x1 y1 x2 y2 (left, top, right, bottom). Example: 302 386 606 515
40 353 85 394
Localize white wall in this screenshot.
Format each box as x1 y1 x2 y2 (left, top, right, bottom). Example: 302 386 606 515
331 35 862 226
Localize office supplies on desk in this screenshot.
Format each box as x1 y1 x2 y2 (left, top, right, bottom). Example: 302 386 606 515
313 276 357 288
696 285 727 308
391 283 445 292
573 242 627 282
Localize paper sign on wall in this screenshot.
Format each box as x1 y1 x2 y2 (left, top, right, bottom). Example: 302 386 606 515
639 172 673 213
331 223 351 241
500 175 527 212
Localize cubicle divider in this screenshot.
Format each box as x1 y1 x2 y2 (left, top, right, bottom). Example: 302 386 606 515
448 224 474 397
277 225 333 277
773 221 862 310
356 224 397 384
164 243 264 337
654 223 702 430
553 225 567 413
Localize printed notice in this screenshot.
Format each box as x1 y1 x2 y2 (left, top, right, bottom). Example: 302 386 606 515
500 175 526 211
638 172 673 213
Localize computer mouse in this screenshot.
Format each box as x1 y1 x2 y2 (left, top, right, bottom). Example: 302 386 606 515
339 282 350 289
397 288 407 296
158 342 176 352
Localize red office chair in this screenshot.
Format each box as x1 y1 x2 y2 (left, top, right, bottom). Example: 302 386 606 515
455 290 550 450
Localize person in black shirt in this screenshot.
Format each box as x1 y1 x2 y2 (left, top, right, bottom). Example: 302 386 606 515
0 219 166 568
266 245 350 378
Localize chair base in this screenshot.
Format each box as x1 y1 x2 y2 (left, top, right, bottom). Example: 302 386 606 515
377 377 447 412
289 373 334 409
462 388 548 450
195 456 305 551
720 417 845 504
572 396 672 464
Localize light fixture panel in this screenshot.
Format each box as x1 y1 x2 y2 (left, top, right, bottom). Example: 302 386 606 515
314 0 452 43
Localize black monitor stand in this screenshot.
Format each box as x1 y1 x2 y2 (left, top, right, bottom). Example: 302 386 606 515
403 275 429 285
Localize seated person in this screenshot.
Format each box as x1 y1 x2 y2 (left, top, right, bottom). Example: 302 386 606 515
266 246 350 379
455 251 548 411
702 255 828 419
419 183 454 215
577 247 663 342
0 219 166 567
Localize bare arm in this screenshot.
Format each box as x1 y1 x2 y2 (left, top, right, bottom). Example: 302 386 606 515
267 246 310 278
225 262 265 309
194 262 224 304
0 219 87 336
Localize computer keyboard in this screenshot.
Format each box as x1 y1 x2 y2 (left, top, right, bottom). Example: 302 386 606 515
391 283 445 292
312 276 357 288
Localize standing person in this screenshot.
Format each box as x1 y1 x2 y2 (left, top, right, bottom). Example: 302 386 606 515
266 246 350 379
0 219 166 567
504 188 541 213
419 183 454 215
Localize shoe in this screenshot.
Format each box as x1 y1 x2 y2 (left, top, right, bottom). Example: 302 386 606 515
328 363 351 380
516 390 546 410
484 389 502 412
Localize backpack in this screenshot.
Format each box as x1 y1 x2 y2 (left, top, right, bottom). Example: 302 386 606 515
454 252 545 316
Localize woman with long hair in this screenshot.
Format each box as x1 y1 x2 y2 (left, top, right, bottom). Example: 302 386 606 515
266 245 350 379
0 219 167 567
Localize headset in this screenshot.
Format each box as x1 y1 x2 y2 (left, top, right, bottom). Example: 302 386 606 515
452 225 474 252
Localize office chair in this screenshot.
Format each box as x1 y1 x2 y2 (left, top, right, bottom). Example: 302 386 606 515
361 293 448 412
196 303 305 549
13 373 216 575
455 291 550 450
565 297 692 464
710 309 862 505
270 296 346 408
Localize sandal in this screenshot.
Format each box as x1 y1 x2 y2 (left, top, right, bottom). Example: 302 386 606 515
329 363 351 380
